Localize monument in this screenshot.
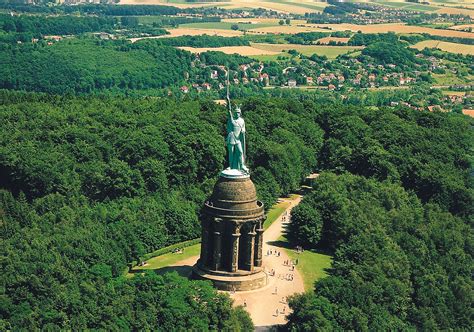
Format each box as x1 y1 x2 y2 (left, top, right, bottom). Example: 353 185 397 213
192 103 267 291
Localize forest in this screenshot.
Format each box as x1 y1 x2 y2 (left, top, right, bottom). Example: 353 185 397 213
287 106 472 330
0 40 193 94
1 89 472 330
0 90 323 329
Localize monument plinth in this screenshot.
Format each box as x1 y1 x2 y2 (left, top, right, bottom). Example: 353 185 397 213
192 101 267 291
193 170 267 291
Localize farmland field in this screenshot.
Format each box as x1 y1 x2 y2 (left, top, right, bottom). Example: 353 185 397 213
449 24 474 31
180 21 276 30
411 40 474 55
315 23 474 39
164 21 474 40
250 43 363 58
248 25 331 34
317 37 350 44
174 43 362 59
119 0 474 17
222 18 308 25
177 45 280 56
119 0 328 14
372 1 439 12
436 7 474 18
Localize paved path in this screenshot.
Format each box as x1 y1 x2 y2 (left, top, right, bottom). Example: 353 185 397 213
155 195 306 330
230 195 305 330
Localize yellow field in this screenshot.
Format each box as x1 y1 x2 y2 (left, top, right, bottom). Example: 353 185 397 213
119 0 327 14
130 28 242 42
411 40 474 55
248 25 330 34
177 45 280 56
160 22 474 40
315 23 474 39
317 37 350 44
174 43 362 59
250 43 363 57
436 7 474 18
449 24 474 31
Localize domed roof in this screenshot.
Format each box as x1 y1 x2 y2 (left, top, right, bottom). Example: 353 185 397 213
204 175 264 221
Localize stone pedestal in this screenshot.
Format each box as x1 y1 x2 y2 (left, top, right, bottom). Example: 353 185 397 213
192 170 267 291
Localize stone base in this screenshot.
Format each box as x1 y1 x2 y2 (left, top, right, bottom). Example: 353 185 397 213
192 265 268 291
220 168 250 179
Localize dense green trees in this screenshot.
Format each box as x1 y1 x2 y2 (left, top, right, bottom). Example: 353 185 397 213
0 40 193 94
361 41 419 67
1 84 472 329
317 106 472 216
285 32 329 45
141 35 250 48
285 103 472 330
0 91 326 329
287 173 472 330
0 13 118 36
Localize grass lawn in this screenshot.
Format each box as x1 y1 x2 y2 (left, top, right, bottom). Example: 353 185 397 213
286 247 332 291
250 53 289 61
277 232 332 291
264 201 291 230
433 72 472 85
131 243 201 273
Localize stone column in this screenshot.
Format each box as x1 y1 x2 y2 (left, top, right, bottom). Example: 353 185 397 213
254 219 264 267
200 218 210 268
230 223 241 272
211 218 223 271
243 224 256 271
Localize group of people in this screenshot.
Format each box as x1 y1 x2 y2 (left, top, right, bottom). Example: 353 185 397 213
283 274 295 281
283 259 298 269
267 249 281 257
281 211 291 224
274 306 286 317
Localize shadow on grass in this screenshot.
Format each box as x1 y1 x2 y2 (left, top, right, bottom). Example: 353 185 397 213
129 265 194 278
266 240 293 249
152 265 194 278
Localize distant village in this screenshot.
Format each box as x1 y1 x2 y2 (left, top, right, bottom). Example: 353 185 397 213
179 50 473 114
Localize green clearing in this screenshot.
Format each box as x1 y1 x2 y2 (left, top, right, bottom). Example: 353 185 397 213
295 46 361 58
250 53 288 61
130 243 201 274
372 1 410 9
264 201 291 230
286 247 332 291
180 22 276 31
268 0 327 11
405 4 439 12
278 229 333 291
433 72 473 85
